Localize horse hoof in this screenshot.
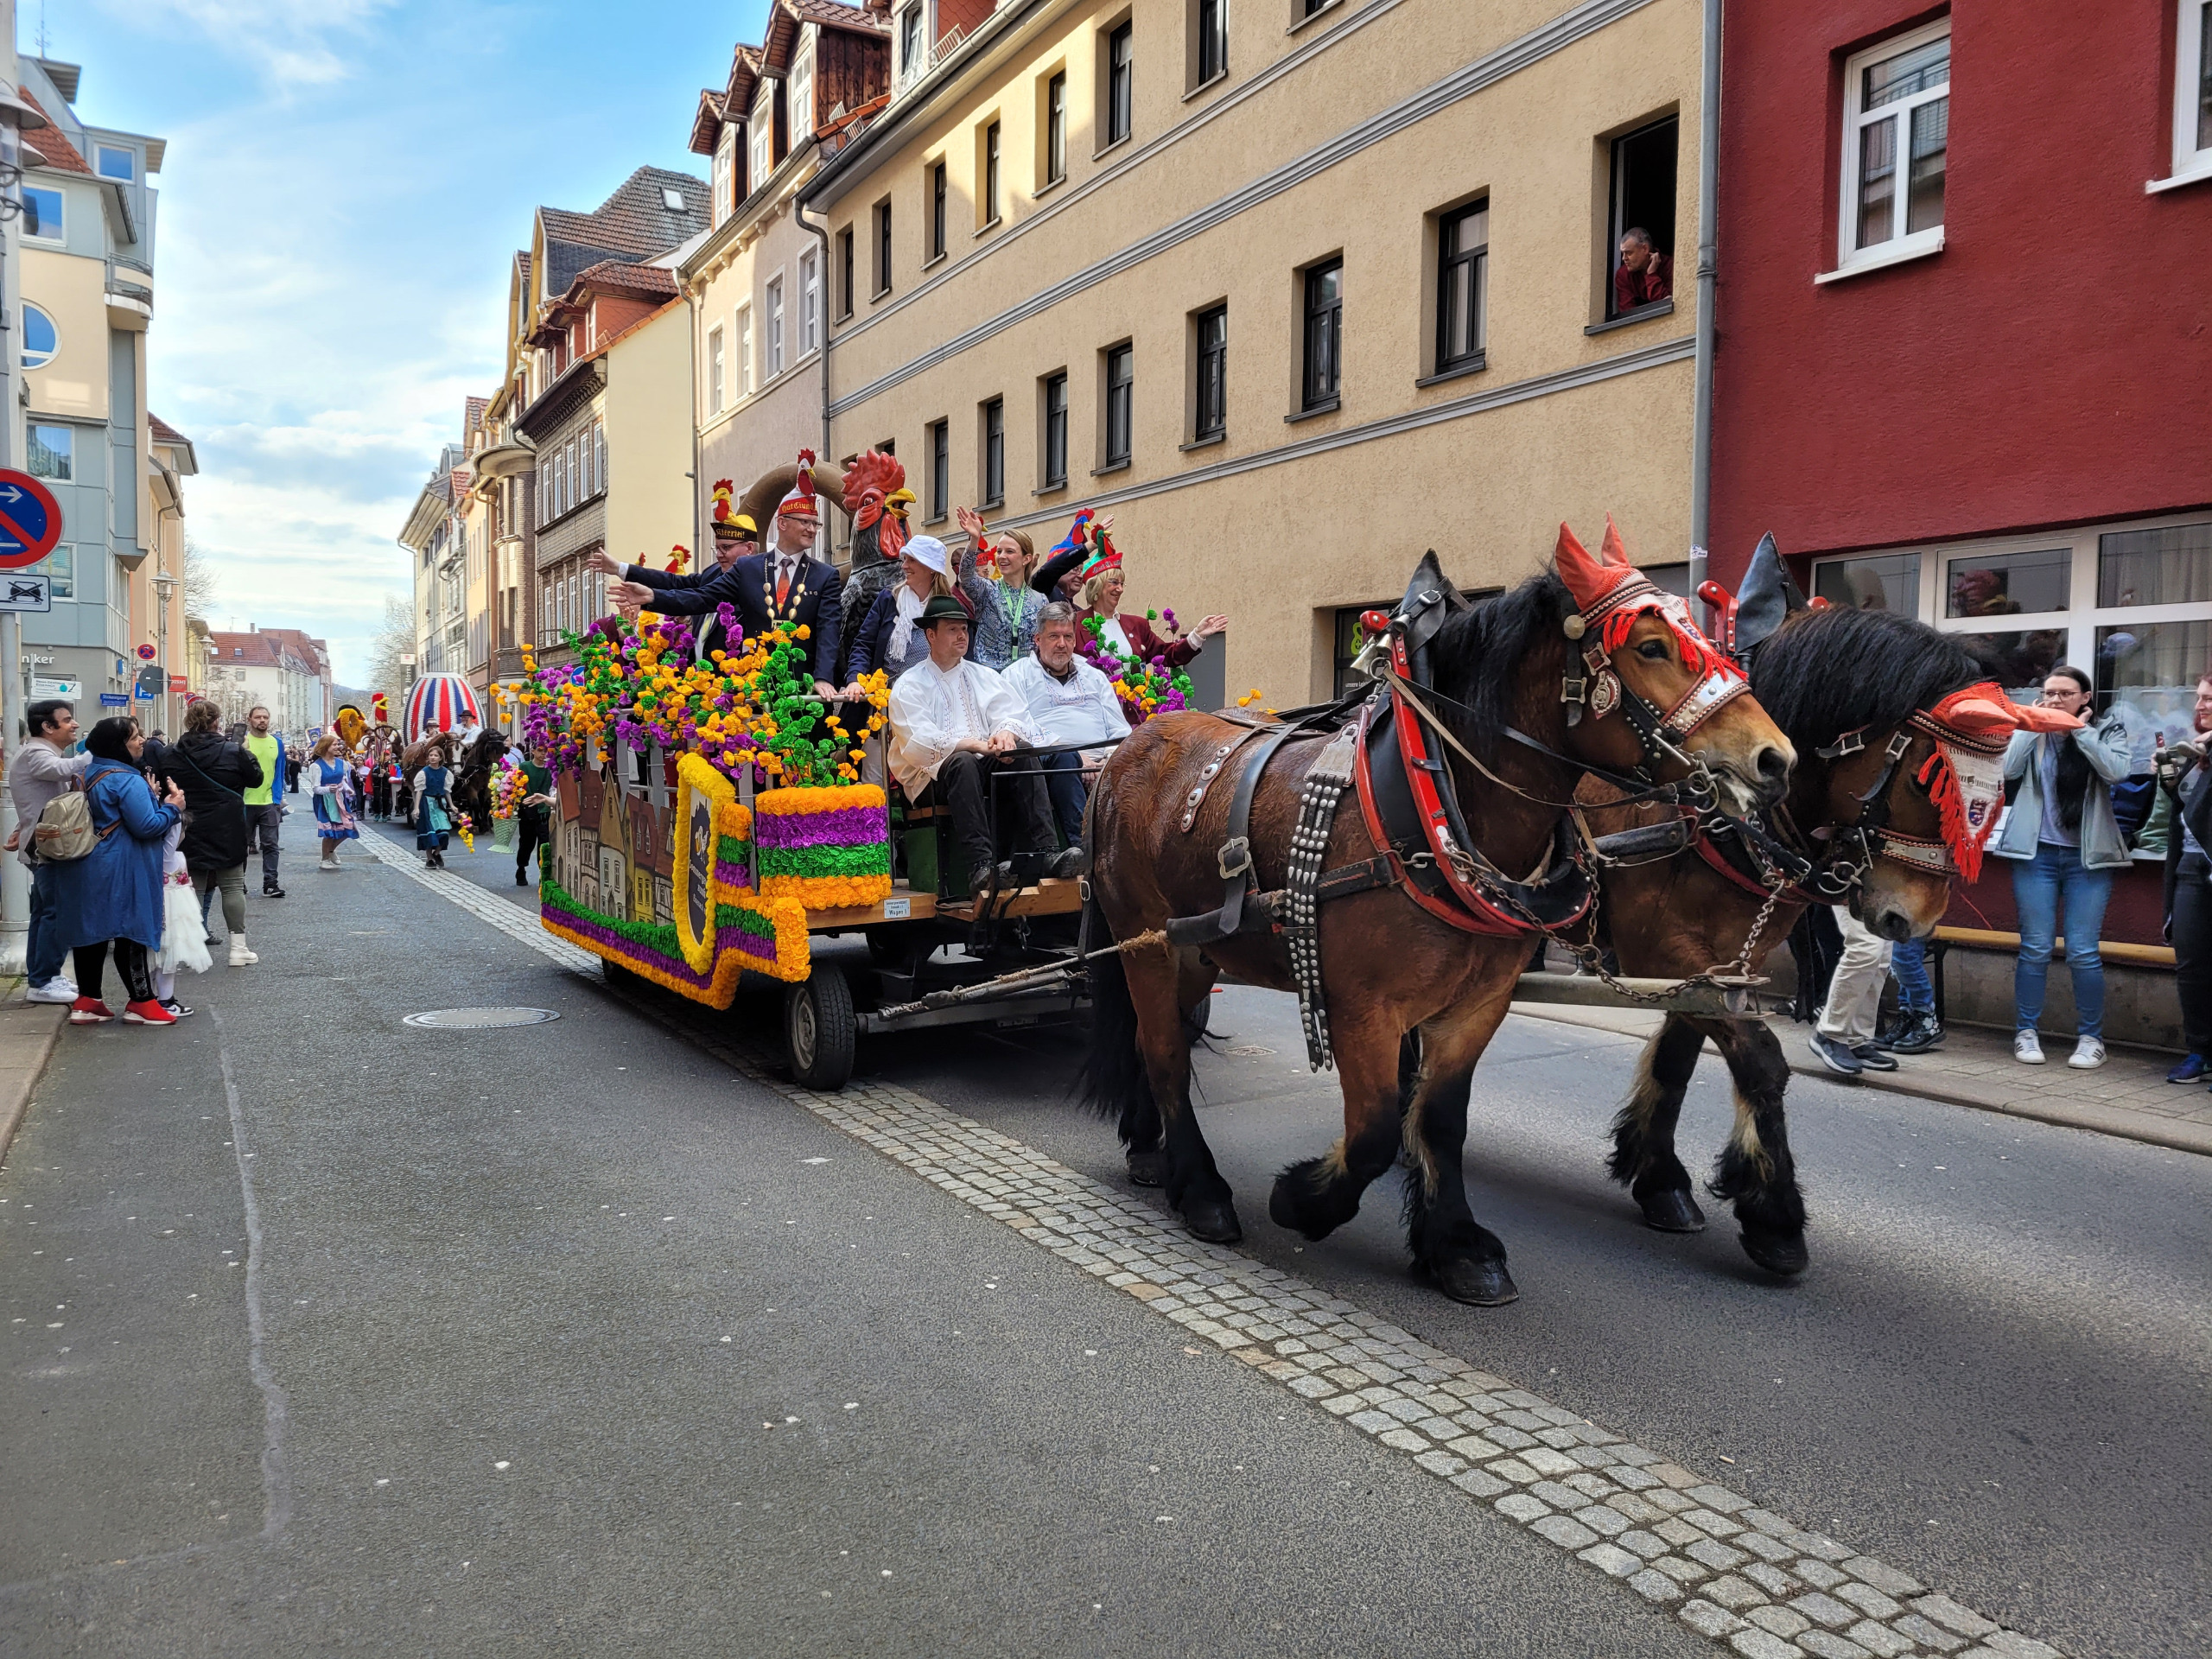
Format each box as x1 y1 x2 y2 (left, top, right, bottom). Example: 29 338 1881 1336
1127 1149 1169 1187
1181 1197 1243 1244
1432 1255 1519 1306
1639 1189 1707 1233
1739 1230 1809 1276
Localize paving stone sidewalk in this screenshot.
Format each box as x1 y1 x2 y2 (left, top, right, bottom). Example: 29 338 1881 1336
0 976 68 1163
1509 997 2212 1157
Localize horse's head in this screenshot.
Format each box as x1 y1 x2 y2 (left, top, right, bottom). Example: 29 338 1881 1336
1552 520 1792 819
1751 607 2083 942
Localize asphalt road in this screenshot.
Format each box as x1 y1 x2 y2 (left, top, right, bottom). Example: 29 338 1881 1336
1 822 2204 1657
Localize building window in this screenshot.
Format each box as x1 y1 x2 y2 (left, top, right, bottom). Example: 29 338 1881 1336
930 160 948 260
94 143 135 181
714 132 734 223
1194 0 1227 86
928 420 950 521
900 4 925 79
20 303 54 371
1042 372 1069 487
708 326 726 415
1301 257 1342 410
594 422 607 496
766 276 785 377
753 118 773 194
2173 0 2212 181
22 185 60 241
1046 73 1067 183
982 397 1005 505
1812 553 1921 619
1436 200 1487 371
1103 343 1134 468
33 544 73 600
874 199 893 296
1105 22 1135 147
26 424 70 480
1193 304 1226 441
1607 117 1677 320
799 250 819 354
982 121 1001 223
791 49 813 138
837 226 856 318
582 420 597 499
736 306 753 395
1840 24 1948 266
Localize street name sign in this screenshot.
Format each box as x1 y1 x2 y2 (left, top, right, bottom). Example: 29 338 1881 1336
0 471 63 570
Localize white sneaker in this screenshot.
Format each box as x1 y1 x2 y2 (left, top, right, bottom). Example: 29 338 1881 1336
229 937 259 967
2068 1037 2107 1070
24 978 77 1004
2013 1030 2046 1065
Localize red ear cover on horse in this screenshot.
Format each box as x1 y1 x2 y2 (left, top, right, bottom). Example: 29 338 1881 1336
1555 521 1637 614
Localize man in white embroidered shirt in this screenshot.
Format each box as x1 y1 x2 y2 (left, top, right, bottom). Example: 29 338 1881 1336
1001 601 1130 856
888 594 1075 893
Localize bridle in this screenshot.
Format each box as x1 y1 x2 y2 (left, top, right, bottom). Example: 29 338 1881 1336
1814 714 1964 879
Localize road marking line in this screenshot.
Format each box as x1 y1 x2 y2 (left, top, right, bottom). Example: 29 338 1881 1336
371 827 2065 1659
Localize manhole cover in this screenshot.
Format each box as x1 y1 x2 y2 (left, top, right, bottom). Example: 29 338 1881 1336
403 1007 561 1030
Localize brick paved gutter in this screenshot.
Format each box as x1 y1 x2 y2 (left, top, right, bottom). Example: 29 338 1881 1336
1508 1001 2212 1158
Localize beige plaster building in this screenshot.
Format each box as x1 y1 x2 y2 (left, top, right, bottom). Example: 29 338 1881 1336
682 0 893 524
801 0 1702 702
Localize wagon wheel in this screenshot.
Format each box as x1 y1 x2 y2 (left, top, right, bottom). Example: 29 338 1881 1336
785 964 856 1091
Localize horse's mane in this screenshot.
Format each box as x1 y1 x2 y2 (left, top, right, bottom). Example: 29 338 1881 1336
1750 605 1982 755
1427 569 1573 749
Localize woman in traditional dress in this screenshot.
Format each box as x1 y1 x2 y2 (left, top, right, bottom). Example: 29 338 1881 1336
954 505 1043 672
415 740 455 869
1028 510 1226 674
305 734 360 870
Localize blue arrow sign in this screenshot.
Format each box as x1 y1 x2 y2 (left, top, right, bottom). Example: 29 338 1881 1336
0 471 61 569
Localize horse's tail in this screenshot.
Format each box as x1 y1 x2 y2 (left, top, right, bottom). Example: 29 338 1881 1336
1077 787 1158 1149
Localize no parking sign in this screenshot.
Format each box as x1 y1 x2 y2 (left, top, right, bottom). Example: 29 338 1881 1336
0 471 62 570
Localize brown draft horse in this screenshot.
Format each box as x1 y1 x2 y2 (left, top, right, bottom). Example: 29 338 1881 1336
1582 603 1987 1276
1082 537 1795 1305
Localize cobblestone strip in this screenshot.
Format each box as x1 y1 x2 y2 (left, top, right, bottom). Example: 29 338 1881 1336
378 830 2064 1659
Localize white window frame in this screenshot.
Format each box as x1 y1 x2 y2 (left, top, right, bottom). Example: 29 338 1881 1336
766 276 785 378
595 423 606 495
899 4 928 86
93 143 134 182
2162 0 2212 190
708 324 726 416
735 305 753 396
752 102 773 190
791 46 814 141
1832 20 1950 276
798 250 819 356
714 131 734 224
19 301 57 370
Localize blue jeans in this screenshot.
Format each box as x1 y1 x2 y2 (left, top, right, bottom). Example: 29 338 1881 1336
25 861 65 985
1041 751 1088 848
2012 840 2113 1039
1890 936 1934 1014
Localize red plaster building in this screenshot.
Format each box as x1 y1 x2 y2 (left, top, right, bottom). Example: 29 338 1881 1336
1708 1 2212 1021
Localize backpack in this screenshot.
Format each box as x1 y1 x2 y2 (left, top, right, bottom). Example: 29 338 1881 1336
31 785 118 862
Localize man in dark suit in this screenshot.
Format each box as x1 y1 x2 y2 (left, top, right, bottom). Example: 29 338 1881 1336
606 483 844 697
591 511 759 660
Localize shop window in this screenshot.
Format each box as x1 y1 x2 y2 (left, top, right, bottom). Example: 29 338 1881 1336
1333 604 1389 696
1840 24 1948 268
1811 552 1920 618
1606 118 1677 320
1950 625 2063 702
1945 548 2070 620
2097 619 2212 764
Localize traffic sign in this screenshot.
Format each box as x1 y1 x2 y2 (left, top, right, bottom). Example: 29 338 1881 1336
99 691 129 707
134 663 164 696
168 675 187 693
0 574 51 612
136 643 156 660
0 470 62 570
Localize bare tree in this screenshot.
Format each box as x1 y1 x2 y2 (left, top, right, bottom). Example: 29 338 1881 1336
365 593 416 696
182 533 220 619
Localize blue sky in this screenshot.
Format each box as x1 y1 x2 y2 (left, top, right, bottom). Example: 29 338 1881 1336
59 0 774 683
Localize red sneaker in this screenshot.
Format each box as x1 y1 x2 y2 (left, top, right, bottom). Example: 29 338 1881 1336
121 1000 177 1027
68 997 113 1025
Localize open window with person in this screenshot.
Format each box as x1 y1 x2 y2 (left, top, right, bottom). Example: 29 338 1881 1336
1605 115 1676 320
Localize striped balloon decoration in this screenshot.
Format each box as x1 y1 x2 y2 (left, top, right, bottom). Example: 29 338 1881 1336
402 674 482 743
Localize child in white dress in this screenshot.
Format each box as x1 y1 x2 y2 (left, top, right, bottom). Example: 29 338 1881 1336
152 815 212 1017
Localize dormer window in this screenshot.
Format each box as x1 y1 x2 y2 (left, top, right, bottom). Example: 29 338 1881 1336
753 111 772 192
899 5 925 80
714 130 734 223
791 48 813 137
94 144 134 181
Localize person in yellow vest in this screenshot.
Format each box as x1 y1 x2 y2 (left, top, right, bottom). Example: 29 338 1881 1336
240 705 288 899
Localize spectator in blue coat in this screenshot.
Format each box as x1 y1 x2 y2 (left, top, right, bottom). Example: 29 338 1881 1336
52 716 182 1027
